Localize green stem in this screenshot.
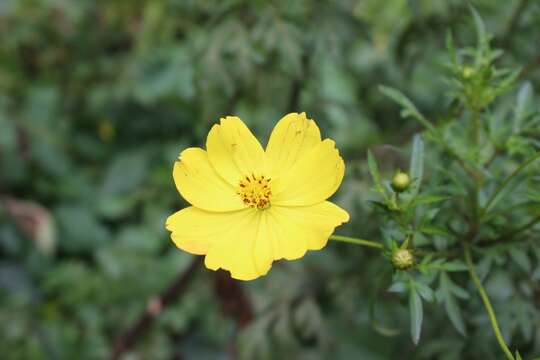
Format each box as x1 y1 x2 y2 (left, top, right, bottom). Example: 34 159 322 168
473 111 481 146
329 236 455 259
417 113 476 179
438 137 476 179
503 213 540 239
471 109 482 227
329 235 384 249
481 150 540 218
464 244 515 360
415 248 460 259
478 213 540 247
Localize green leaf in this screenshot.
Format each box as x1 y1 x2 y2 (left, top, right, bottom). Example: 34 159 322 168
369 200 390 212
413 194 450 205
55 205 110 253
446 289 467 335
414 282 434 302
370 319 401 337
420 225 451 237
499 68 521 91
534 266 540 282
449 282 470 300
369 268 401 337
421 259 468 274
509 248 532 273
469 4 488 61
470 5 486 43
445 30 457 66
441 260 468 272
378 85 435 132
367 150 388 200
440 273 466 336
514 82 533 133
409 288 423 345
101 150 149 195
409 134 424 197
388 282 407 293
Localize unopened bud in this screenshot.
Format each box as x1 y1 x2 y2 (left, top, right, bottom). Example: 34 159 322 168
392 249 414 270
391 171 410 193
462 66 474 79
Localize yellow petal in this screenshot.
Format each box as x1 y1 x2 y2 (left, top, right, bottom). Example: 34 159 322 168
167 206 271 280
267 201 350 260
173 148 244 212
206 116 266 186
204 210 273 280
265 112 321 178
272 139 345 206
166 206 251 255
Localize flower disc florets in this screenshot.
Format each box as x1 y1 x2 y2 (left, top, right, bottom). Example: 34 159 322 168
237 174 272 209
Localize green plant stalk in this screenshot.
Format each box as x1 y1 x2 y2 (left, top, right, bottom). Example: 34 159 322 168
329 235 384 249
473 110 481 146
330 235 456 259
470 109 482 227
499 213 540 242
464 244 515 360
432 128 476 178
481 150 540 218
415 248 460 259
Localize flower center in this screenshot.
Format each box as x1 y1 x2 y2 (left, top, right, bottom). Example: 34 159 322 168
237 174 272 209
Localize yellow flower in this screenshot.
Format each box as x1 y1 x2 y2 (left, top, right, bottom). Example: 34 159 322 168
165 112 349 280
97 119 115 142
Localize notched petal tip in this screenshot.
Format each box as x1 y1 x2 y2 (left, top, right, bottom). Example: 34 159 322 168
230 270 267 281
284 111 308 120
203 256 269 281
336 204 350 223
164 212 176 230
266 112 323 178
322 138 337 149
219 115 244 126
206 114 266 185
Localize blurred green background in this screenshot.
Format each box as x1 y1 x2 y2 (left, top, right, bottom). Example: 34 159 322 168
1 0 540 359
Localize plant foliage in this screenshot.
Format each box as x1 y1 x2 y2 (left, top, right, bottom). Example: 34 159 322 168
1 0 540 359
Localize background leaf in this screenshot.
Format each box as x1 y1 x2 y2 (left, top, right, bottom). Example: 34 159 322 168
409 134 425 197
409 287 423 345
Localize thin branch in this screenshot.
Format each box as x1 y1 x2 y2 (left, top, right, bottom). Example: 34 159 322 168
329 235 383 249
435 131 479 180
110 257 202 360
287 53 310 113
476 213 540 248
464 244 515 360
519 54 540 79
507 213 540 238
480 150 540 218
214 270 254 359
214 270 253 328
499 0 530 49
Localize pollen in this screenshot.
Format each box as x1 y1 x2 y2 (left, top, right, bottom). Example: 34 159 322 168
237 174 272 209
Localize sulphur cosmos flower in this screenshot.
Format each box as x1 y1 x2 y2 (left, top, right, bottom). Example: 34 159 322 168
166 113 349 280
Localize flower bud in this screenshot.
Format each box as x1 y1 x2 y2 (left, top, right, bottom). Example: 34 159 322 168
461 66 474 79
391 171 410 193
391 249 414 270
